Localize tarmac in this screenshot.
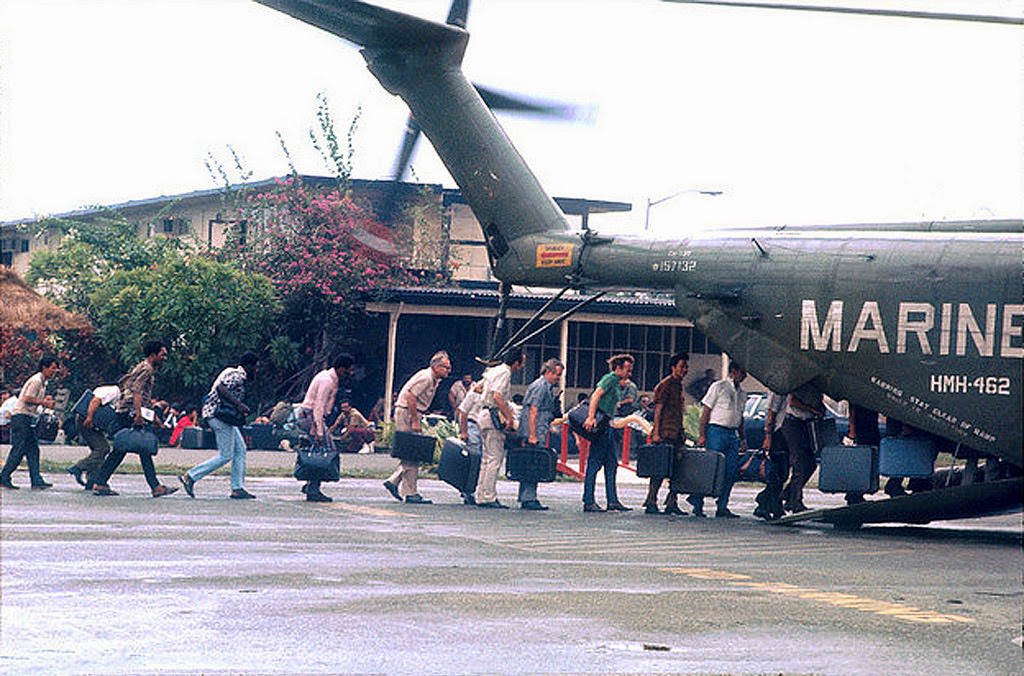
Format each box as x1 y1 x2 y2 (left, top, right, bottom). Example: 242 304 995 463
2 443 1021 675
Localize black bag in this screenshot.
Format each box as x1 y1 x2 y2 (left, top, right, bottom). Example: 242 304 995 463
294 444 341 482
112 427 159 456
391 430 437 463
566 404 608 442
636 443 674 479
213 398 246 427
505 444 558 483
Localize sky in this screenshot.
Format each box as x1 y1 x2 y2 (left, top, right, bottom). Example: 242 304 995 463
1 0 1021 234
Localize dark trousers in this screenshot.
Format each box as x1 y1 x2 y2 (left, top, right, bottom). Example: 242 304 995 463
90 447 160 489
781 417 816 509
755 429 790 516
643 443 683 508
1 414 45 485
70 419 111 477
582 427 619 505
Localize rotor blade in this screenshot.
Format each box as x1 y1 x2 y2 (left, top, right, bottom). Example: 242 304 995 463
664 1 1024 25
445 0 471 28
390 115 422 181
474 84 592 121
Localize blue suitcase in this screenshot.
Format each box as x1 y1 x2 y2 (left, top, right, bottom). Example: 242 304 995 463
819 445 879 493
438 437 481 494
670 448 726 497
879 437 936 478
391 431 436 464
636 443 674 479
506 444 558 483
242 424 277 450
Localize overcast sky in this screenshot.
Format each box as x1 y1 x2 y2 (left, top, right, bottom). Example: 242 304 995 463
1 0 1021 234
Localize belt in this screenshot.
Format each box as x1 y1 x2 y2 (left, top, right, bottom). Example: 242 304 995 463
708 423 738 430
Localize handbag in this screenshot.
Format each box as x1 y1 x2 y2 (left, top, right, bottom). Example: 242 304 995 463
204 392 247 427
294 443 341 483
567 403 608 442
112 426 159 456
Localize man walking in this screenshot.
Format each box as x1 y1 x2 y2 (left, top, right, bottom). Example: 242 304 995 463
66 383 121 490
383 351 452 504
517 357 563 511
642 352 689 515
689 361 748 518
0 356 59 490
296 354 355 502
90 341 178 497
581 353 635 513
474 348 524 508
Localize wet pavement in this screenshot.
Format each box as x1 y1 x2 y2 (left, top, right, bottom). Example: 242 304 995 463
1 457 1021 675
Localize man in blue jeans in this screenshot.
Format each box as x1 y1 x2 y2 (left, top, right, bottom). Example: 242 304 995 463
581 353 635 513
689 362 748 518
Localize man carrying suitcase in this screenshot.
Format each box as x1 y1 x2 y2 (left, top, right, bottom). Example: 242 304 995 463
753 391 789 520
473 348 525 508
516 357 563 511
66 384 121 490
688 361 748 518
642 352 689 515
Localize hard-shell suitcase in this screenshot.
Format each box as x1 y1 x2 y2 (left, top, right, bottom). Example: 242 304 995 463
818 444 879 493
670 448 726 497
391 430 436 464
506 444 558 483
180 426 217 450
879 436 936 478
242 424 277 450
438 437 481 494
71 389 118 434
636 443 674 479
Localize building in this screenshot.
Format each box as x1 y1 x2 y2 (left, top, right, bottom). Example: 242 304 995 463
2 176 741 411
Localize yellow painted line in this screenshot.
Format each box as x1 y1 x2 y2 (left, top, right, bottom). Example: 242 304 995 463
660 567 974 625
332 503 423 518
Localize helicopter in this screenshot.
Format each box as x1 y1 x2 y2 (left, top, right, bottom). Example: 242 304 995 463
255 0 1023 527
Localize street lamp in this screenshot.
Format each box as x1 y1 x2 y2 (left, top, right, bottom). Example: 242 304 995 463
644 188 723 230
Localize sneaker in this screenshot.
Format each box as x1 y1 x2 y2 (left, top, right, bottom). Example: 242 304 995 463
230 488 256 500
383 480 402 502
92 485 118 496
405 494 433 505
178 473 195 498
151 485 179 498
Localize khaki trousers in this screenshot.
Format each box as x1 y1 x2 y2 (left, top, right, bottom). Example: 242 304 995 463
387 407 420 497
475 414 506 504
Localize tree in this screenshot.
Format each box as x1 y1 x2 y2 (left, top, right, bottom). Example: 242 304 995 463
89 254 279 398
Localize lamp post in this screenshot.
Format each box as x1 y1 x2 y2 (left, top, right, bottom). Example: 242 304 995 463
644 188 722 230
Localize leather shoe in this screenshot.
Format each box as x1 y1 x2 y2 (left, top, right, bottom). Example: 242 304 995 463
405 494 433 504
583 502 605 513
664 505 687 516
520 500 549 511
461 492 476 506
644 504 660 515
230 488 256 500
477 500 507 509
151 485 179 498
92 485 118 496
691 508 707 518
607 502 631 512
0 477 19 490
383 480 402 502
31 481 53 490
67 466 86 487
753 505 771 520
178 473 195 498
715 509 740 519
306 491 333 503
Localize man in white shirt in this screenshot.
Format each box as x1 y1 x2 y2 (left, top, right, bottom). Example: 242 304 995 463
66 384 121 489
473 348 525 508
456 379 484 505
1 356 59 490
688 361 749 518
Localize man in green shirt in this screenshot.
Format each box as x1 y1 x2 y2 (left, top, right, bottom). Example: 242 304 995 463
582 353 635 512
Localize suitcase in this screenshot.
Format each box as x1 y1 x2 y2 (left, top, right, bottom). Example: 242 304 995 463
879 436 936 478
438 437 481 494
391 430 436 463
242 424 277 450
636 443 674 479
180 426 217 450
71 389 120 435
818 444 879 493
506 445 558 483
808 417 839 454
670 448 726 497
